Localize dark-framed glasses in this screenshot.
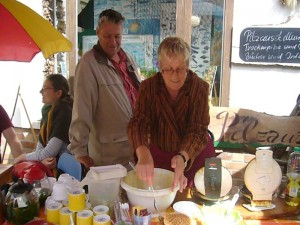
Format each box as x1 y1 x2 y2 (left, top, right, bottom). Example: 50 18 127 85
162 67 187 76
40 87 55 93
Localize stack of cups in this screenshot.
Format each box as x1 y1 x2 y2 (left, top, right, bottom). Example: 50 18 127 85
68 188 87 212
92 205 111 225
59 207 75 225
76 208 112 225
93 214 111 225
77 210 94 225
68 187 91 225
46 186 113 225
46 202 63 224
93 205 109 216
51 181 69 202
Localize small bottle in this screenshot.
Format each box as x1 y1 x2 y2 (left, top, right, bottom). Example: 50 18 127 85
285 147 300 206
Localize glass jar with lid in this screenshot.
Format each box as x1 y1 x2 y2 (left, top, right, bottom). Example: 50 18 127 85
4 179 40 225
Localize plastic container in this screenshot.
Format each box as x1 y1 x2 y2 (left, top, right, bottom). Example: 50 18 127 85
285 147 300 206
80 164 127 216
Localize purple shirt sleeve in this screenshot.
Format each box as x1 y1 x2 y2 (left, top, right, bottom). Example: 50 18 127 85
0 105 13 132
0 105 13 146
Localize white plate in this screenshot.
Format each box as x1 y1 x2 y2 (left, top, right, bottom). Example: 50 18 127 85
173 201 201 218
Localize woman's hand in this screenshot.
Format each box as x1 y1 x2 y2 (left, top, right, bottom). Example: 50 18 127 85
135 145 154 186
42 157 56 169
12 154 26 165
171 153 188 193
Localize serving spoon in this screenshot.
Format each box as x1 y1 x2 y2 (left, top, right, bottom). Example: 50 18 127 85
129 162 162 218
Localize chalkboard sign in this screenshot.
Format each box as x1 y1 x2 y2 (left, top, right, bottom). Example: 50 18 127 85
239 27 300 63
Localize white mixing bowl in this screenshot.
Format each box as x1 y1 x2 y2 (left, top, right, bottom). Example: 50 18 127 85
121 168 179 214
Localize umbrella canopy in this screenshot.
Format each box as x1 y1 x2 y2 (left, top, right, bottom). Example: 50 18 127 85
0 0 72 62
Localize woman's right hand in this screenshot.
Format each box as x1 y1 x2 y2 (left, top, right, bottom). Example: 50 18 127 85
135 145 154 187
42 157 56 169
171 155 188 193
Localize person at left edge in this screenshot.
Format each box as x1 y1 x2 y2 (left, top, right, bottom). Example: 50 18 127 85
0 105 23 161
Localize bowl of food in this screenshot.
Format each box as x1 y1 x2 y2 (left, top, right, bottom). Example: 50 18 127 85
121 168 179 214
197 204 242 225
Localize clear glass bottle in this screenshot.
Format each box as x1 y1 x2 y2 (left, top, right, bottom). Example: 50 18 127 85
285 147 300 206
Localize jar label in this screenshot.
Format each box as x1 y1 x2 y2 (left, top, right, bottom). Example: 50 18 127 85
286 175 300 197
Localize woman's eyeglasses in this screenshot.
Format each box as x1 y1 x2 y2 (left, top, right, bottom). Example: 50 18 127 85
161 67 187 76
40 87 55 93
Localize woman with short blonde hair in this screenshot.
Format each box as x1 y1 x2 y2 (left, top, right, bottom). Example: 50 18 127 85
128 37 215 192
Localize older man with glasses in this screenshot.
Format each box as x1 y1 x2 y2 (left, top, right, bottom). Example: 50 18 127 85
68 9 141 170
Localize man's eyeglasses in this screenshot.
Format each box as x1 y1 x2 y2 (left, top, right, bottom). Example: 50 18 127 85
40 87 55 93
162 68 187 76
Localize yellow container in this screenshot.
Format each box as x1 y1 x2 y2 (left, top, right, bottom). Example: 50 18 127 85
59 207 75 225
93 214 111 225
46 202 63 224
93 205 109 215
68 188 86 212
77 209 93 225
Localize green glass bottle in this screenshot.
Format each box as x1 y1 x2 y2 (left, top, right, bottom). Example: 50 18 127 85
285 147 300 206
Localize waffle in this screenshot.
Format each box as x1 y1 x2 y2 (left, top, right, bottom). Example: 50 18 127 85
251 200 272 208
164 212 196 225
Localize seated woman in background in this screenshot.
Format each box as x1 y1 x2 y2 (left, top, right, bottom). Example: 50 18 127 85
0 105 23 161
13 74 73 169
128 37 216 192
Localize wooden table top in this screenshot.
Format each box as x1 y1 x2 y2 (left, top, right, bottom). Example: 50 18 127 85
3 184 300 225
0 164 13 171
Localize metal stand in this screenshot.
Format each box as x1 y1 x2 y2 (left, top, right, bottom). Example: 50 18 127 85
1 85 38 163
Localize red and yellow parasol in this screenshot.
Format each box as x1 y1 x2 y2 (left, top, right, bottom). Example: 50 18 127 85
0 0 72 62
